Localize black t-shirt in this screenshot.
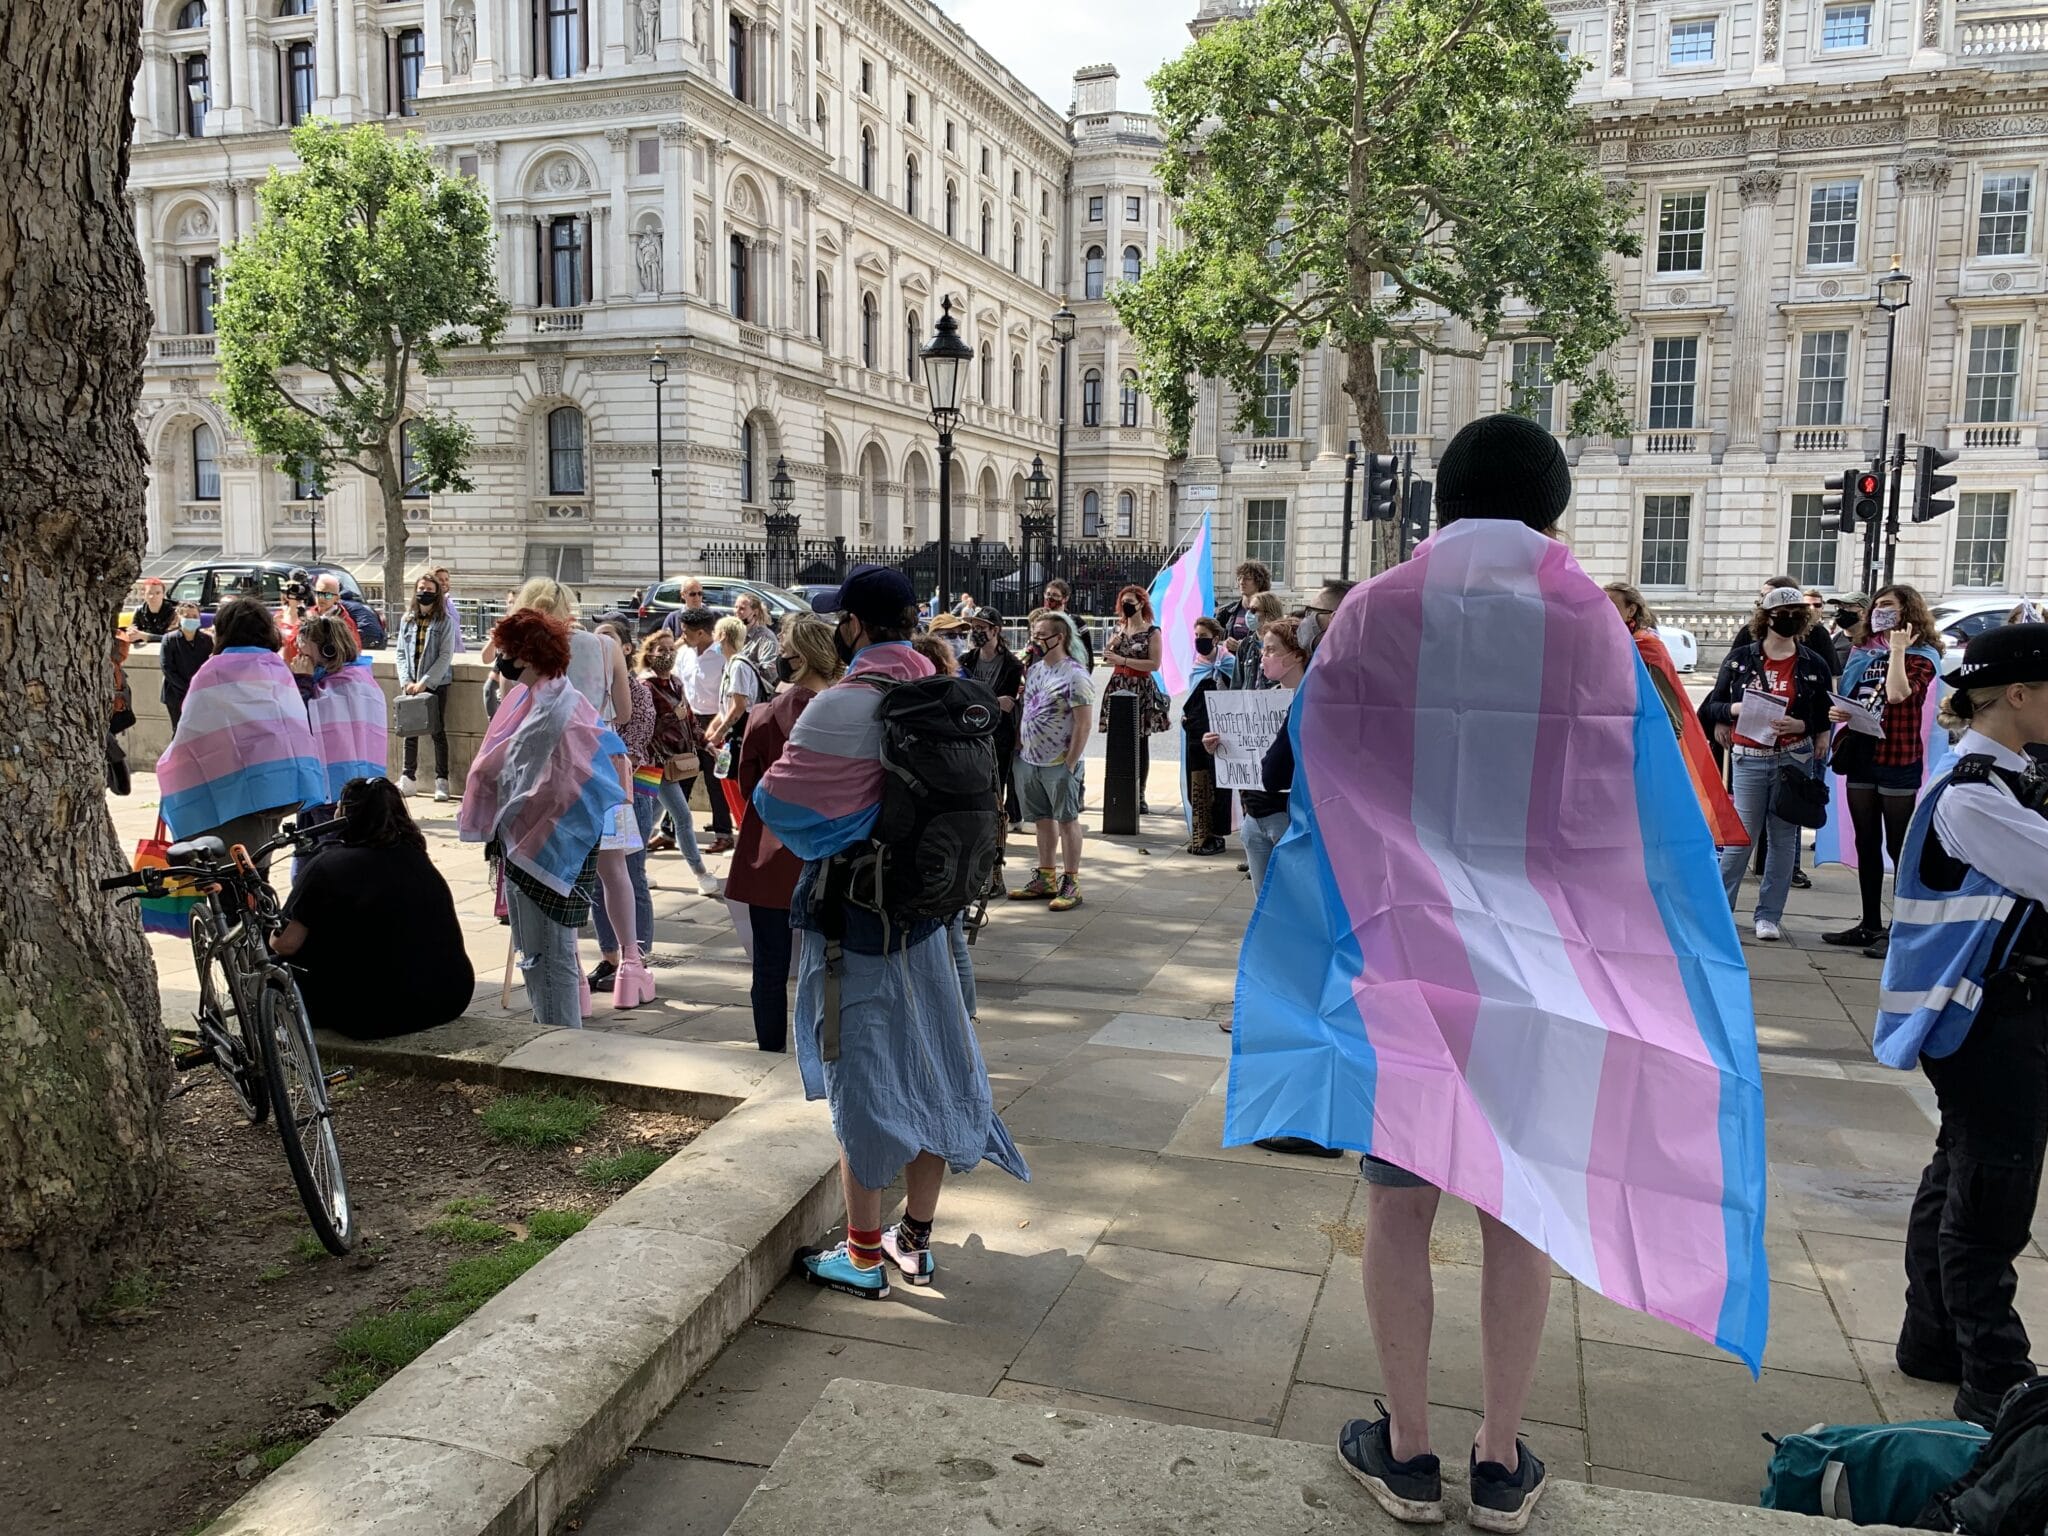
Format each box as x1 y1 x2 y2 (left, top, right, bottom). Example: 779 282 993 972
281 842 475 1038
132 600 176 639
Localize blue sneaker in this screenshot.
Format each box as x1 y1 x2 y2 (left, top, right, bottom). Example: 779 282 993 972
1338 1407 1444 1525
1468 1441 1545 1533
794 1241 891 1300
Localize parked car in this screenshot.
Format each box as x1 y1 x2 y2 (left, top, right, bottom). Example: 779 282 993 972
1934 594 2040 648
633 576 812 636
158 561 366 625
790 583 842 610
1659 625 1700 673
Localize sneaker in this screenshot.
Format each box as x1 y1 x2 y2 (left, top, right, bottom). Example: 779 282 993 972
586 958 618 994
793 1241 890 1300
1863 932 1891 960
1823 923 1884 948
397 774 417 797
694 869 724 897
1754 918 1782 942
434 778 451 802
881 1223 936 1286
1790 869 1812 890
1048 874 1083 912
1337 1410 1444 1525
1468 1443 1547 1534
1010 869 1057 901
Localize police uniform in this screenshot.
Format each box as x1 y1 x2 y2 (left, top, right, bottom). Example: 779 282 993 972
1877 625 2048 1425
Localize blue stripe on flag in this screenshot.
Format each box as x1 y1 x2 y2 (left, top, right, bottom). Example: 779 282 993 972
750 785 878 861
1627 660 1771 1372
162 755 328 840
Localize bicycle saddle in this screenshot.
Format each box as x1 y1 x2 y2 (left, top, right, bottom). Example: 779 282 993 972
166 835 228 863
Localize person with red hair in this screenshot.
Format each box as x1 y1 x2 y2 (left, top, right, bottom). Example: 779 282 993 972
1101 582 1168 813
458 608 627 1028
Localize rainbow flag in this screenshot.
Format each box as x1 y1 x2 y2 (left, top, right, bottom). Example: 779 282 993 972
303 656 389 803
1227 518 1769 1370
155 647 327 840
1147 512 1215 696
1813 643 1946 867
632 763 665 797
457 675 626 895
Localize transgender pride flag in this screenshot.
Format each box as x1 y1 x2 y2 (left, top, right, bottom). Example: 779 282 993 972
303 656 389 803
458 675 626 895
1147 511 1215 696
1226 518 1770 1370
156 646 327 839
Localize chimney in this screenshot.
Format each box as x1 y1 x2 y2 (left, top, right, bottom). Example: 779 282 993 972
1071 64 1119 117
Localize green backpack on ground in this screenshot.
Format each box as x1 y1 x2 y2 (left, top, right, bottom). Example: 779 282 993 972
1760 1420 1991 1525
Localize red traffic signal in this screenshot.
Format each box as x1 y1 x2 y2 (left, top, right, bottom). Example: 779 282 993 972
1855 472 1880 497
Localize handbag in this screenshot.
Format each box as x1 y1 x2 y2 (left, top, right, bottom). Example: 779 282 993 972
662 752 700 783
1774 761 1829 830
393 689 440 738
132 816 202 936
106 732 131 796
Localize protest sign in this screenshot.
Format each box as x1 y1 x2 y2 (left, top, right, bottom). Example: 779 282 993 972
1203 688 1294 790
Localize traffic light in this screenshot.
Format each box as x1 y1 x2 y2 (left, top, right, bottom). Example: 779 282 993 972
1402 479 1434 555
1364 453 1400 521
1912 443 1959 523
1822 465 1856 536
1852 466 1883 527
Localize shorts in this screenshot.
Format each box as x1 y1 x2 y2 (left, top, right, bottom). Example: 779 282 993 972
1843 759 1922 796
1359 1154 1431 1189
1016 758 1084 823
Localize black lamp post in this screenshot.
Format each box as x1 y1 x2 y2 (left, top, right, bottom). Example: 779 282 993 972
766 454 797 587
1050 298 1076 550
920 296 972 603
649 348 668 589
1021 453 1054 611
1871 256 1914 592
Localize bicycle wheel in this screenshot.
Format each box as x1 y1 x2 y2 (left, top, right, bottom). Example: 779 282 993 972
190 905 268 1124
257 973 353 1254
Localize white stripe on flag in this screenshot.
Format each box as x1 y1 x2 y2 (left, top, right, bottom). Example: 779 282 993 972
1879 978 1983 1017
1891 894 2014 927
1410 531 1605 1287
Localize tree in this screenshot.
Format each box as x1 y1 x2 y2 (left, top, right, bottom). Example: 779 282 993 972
0 0 171 1379
1115 0 1639 461
216 123 506 621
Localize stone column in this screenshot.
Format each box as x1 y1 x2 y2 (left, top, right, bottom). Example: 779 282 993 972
1317 341 1347 458
208 0 234 117
802 188 819 344
336 0 363 112
423 0 445 92
591 204 611 304
137 46 166 144
234 178 257 239
661 125 689 294
315 0 340 109
1891 153 1951 441
474 0 501 81
224 0 254 128
1726 165 1783 453
707 140 726 310
131 189 157 331
605 127 632 298
602 0 629 69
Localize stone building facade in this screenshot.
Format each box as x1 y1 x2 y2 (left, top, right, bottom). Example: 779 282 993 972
129 0 1174 600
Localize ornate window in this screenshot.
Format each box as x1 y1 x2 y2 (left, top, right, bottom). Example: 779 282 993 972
979 341 993 401
1964 323 2024 423
1820 1 1872 49
1122 245 1141 283
860 291 878 368
175 1 207 26
1805 180 1861 267
1120 370 1140 428
905 154 920 217
190 256 216 335
1083 245 1104 299
542 0 584 79
1655 191 1708 274
1638 494 1691 586
1012 224 1023 274
729 234 750 320
395 28 425 116
815 271 830 346
548 215 586 307
1081 490 1101 537
1979 173 2034 258
859 129 874 192
285 41 316 125
1010 353 1023 412
1647 336 1700 429
277 0 312 14
1081 368 1102 427
1252 355 1292 438
979 203 991 257
181 53 210 136
1117 491 1135 537
740 419 756 502
1038 365 1050 420
1040 241 1051 289
1380 346 1423 436
1509 340 1556 431
547 406 586 495
905 308 920 382
192 424 220 500
289 455 321 501
400 421 428 499
727 15 748 100
944 180 958 237
1794 331 1850 425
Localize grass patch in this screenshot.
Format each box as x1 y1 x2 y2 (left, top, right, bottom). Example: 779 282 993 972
526 1209 592 1242
289 1233 329 1264
424 1214 511 1246
478 1091 603 1149
578 1146 666 1190
256 1263 290 1284
441 1195 497 1217
100 1268 165 1318
257 1439 306 1471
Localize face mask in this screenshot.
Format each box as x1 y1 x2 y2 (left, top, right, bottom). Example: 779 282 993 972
179 616 200 634
1297 610 1321 651
951 636 973 659
1871 607 1900 633
1195 636 1216 657
1121 600 1138 618
834 622 859 664
1836 611 1862 631
647 652 674 674
417 592 436 607
1769 611 1806 637
776 654 800 685
494 654 525 682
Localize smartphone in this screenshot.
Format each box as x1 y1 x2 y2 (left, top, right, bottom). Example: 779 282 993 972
1871 607 1899 633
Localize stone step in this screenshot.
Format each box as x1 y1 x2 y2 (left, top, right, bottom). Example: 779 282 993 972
727 1380 1913 1535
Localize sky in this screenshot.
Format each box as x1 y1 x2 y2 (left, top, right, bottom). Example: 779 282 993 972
931 0 1194 116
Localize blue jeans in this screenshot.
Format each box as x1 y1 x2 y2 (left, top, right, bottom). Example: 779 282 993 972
593 793 655 958
507 882 582 1029
1719 746 1814 926
948 914 977 1019
652 778 710 874
1242 811 1288 894
746 902 794 1051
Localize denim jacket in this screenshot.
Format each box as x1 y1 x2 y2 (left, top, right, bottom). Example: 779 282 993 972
1697 638 1836 748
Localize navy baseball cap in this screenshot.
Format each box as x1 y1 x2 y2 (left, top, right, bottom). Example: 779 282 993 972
812 564 918 627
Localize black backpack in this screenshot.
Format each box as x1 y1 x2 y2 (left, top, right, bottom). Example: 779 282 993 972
1919 1378 2048 1534
832 673 1003 927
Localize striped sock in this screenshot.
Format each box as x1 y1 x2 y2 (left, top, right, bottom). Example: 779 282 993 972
847 1226 884 1270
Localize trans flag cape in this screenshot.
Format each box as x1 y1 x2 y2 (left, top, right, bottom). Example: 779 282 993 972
156 646 327 840
1633 628 1747 848
457 674 626 896
1813 643 1946 866
1226 518 1770 1370
303 657 389 803
1147 511 1214 697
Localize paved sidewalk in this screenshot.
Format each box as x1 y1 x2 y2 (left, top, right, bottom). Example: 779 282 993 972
108 770 2043 1536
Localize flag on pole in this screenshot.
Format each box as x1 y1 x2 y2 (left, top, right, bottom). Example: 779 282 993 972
1227 517 1770 1370
1147 511 1214 696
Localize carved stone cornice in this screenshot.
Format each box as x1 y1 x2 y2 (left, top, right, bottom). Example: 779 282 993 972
1895 155 1953 193
658 121 690 142
476 139 499 160
1737 167 1784 205
604 126 631 147
425 93 675 135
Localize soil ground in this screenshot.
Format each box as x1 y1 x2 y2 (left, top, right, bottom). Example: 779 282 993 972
0 1069 704 1536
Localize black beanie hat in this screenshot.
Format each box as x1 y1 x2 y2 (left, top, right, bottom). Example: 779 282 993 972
1434 412 1572 530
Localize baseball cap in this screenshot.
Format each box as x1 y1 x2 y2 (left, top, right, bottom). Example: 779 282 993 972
812 564 918 628
1761 586 1807 611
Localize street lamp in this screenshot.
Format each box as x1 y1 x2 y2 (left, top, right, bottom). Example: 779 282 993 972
920 295 973 602
769 455 795 513
1021 454 1054 611
649 348 668 588
1050 298 1077 550
1868 255 1915 590
765 455 798 588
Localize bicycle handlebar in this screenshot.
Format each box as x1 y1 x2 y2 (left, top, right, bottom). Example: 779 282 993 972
100 817 343 896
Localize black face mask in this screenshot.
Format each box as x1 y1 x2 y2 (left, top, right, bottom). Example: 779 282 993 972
1194 636 1216 657
417 592 436 607
833 621 859 664
1769 611 1806 637
1836 611 1862 631
776 654 799 685
1121 600 1138 618
494 654 526 682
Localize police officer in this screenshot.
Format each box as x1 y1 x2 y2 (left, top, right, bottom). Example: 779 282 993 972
1878 624 2048 1426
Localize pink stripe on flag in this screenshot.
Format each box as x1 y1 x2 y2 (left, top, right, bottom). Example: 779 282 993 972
156 719 318 795
1523 544 1732 1329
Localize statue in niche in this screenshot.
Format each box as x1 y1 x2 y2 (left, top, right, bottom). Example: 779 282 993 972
633 0 660 58
447 0 476 79
693 0 711 61
693 223 707 296
636 227 663 294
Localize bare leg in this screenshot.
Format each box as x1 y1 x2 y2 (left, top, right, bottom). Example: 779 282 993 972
1058 817 1084 876
904 1151 946 1223
1364 1182 1442 1462
1034 818 1057 869
1475 1211 1551 1468
840 1152 884 1232
595 849 638 962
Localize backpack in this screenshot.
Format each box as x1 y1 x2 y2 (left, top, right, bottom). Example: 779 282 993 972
1759 1420 1989 1526
1920 1377 2048 1534
833 673 1002 927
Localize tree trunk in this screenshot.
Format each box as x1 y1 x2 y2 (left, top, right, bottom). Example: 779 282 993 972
1343 338 1400 575
0 1 170 1382
377 446 410 634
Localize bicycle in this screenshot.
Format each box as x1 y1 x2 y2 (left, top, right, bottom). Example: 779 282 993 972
103 819 355 1254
